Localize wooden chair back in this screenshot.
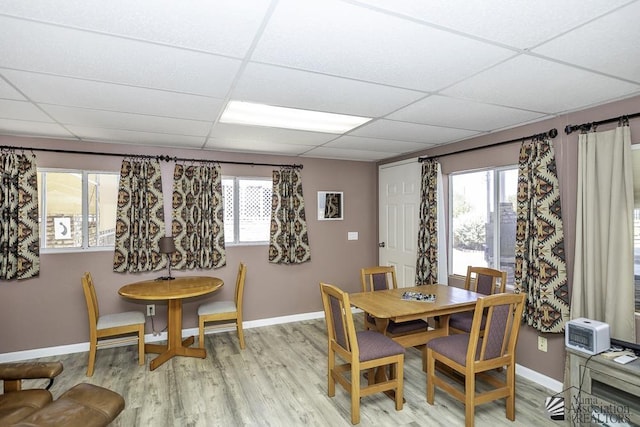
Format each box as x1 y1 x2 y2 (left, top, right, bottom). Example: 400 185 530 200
466 293 525 365
81 272 99 332
320 282 357 358
464 266 507 295
234 262 247 315
360 265 397 292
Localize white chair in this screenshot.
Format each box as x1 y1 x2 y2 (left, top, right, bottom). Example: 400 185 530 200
81 272 145 376
198 262 247 349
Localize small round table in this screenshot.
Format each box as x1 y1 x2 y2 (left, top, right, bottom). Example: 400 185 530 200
119 276 223 370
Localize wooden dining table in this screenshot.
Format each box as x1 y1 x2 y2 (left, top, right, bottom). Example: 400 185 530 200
349 284 482 347
118 276 223 370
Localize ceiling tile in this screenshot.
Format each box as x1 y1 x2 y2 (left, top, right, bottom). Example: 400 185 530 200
387 95 546 131
1 70 224 121
0 16 242 97
325 135 433 153
209 123 337 146
0 0 271 57
206 138 315 156
41 105 212 136
0 99 54 122
533 1 640 83
232 63 426 117
358 0 630 49
351 119 480 144
1 1 640 162
252 0 514 91
0 76 26 100
0 118 75 138
301 146 394 161
442 55 640 113
68 126 206 147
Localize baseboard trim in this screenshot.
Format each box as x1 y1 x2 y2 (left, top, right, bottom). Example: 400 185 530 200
0 309 562 393
516 363 563 393
0 311 327 363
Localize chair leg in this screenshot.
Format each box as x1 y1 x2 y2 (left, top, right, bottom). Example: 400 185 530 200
351 364 360 424
328 351 336 397
236 320 245 349
87 339 97 377
426 349 435 404
464 370 475 427
199 319 205 349
138 325 145 366
395 357 404 411
506 364 515 421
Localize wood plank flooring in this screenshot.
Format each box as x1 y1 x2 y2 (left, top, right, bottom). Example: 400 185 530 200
13 317 560 426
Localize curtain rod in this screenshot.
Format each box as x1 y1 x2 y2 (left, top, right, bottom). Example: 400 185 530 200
564 112 640 135
0 145 303 169
418 128 558 162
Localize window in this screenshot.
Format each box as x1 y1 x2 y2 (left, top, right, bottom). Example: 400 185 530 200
631 147 640 312
450 167 518 286
38 170 119 251
222 177 272 244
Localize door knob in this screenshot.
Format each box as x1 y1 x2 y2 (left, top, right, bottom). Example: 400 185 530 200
378 242 385 248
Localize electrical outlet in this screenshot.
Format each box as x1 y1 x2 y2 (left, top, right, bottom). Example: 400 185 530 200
537 336 548 352
146 304 155 317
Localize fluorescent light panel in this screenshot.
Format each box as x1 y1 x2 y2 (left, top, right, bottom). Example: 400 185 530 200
220 101 371 133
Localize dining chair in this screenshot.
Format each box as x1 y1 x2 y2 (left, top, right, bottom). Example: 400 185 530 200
320 282 404 425
448 266 507 335
360 266 429 340
425 292 526 427
198 262 247 349
81 272 145 377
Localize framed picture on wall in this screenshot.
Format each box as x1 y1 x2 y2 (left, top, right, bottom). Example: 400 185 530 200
317 191 343 221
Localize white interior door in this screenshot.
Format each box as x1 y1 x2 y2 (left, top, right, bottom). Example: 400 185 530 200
379 160 421 288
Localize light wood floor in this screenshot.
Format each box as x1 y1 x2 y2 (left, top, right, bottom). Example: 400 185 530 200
15 317 560 426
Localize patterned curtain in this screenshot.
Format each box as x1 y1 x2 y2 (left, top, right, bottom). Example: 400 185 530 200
269 167 311 264
416 159 438 285
172 163 226 270
0 152 40 280
514 137 569 333
113 158 166 273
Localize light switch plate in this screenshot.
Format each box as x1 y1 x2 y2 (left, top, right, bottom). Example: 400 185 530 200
347 232 358 240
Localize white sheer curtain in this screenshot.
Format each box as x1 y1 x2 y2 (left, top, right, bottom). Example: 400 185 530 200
572 124 636 342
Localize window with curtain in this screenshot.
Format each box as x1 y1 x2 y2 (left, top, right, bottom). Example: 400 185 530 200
450 166 518 287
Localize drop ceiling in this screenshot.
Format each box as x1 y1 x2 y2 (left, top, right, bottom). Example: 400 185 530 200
1 0 640 162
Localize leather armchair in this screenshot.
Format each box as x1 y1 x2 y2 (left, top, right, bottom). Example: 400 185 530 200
0 361 124 426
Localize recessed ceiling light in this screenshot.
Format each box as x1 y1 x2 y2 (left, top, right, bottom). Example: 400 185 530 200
219 101 371 133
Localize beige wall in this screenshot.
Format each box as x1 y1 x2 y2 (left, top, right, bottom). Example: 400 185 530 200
0 137 378 353
383 94 640 382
